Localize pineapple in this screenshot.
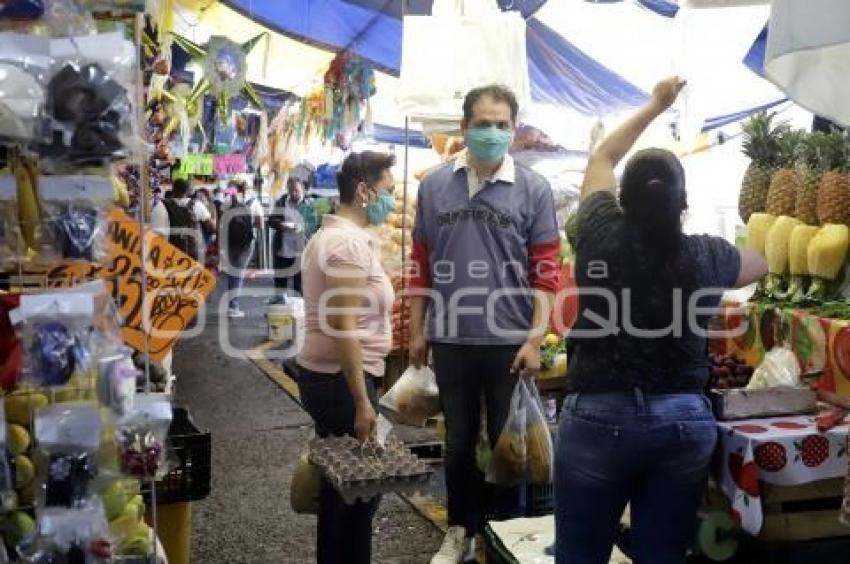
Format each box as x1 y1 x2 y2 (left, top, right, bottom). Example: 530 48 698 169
816 132 850 226
786 224 820 302
795 133 824 225
746 212 777 298
739 112 788 223
806 223 850 301
766 130 805 217
764 215 801 297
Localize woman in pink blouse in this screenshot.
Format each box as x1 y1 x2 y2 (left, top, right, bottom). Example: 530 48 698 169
296 151 396 564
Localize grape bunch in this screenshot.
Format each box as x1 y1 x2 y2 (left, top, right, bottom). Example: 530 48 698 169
710 353 754 389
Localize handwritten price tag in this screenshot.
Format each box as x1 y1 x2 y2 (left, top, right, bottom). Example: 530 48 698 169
213 154 247 176
38 209 216 361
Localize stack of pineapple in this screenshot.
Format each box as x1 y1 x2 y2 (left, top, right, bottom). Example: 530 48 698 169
741 113 850 303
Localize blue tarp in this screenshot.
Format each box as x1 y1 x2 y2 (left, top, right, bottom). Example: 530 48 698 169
526 17 650 114
636 0 679 18
222 0 404 73
744 24 769 77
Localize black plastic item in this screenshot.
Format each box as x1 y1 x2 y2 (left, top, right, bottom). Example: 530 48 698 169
45 452 97 508
48 207 100 261
143 406 211 504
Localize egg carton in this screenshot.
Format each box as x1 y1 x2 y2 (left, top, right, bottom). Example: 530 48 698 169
308 435 432 504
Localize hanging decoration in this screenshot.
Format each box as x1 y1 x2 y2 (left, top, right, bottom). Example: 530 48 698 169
171 32 267 122
322 51 376 149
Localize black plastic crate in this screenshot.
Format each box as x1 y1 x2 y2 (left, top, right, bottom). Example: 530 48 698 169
144 406 211 504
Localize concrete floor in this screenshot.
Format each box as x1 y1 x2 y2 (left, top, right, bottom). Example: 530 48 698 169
171 283 444 564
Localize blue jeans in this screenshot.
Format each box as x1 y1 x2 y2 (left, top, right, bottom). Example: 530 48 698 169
554 390 717 564
295 367 380 564
227 242 254 309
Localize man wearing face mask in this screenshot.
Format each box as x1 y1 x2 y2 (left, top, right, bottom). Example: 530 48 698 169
409 85 561 564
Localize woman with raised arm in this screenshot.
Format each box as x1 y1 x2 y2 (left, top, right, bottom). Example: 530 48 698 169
554 78 768 564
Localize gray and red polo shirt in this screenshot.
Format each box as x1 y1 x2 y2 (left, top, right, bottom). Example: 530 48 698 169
410 153 561 345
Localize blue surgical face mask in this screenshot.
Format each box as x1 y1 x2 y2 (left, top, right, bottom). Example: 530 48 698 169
465 126 512 163
367 190 395 225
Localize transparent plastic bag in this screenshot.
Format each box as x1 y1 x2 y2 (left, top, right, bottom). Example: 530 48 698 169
486 378 528 485
12 292 98 389
747 346 801 390
0 32 49 142
35 497 111 562
379 365 441 426
97 353 136 418
34 402 102 509
0 173 24 268
37 175 113 263
486 377 554 485
42 32 137 166
115 394 171 479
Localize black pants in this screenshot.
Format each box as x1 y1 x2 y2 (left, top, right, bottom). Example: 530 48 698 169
295 367 380 564
432 343 524 536
273 254 302 296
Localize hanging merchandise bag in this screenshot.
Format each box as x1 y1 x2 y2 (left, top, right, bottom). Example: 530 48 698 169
37 175 113 263
486 377 529 486
379 365 441 426
0 32 49 143
0 173 23 269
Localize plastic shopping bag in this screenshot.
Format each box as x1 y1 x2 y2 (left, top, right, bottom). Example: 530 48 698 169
290 451 321 515
379 365 441 426
486 377 554 485
747 346 801 390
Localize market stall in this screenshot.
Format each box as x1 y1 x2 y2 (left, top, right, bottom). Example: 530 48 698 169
0 2 212 563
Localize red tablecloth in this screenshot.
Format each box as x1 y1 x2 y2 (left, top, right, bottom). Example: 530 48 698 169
717 415 849 535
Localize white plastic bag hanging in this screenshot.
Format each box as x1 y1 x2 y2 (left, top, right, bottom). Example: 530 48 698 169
379 365 441 426
398 9 530 122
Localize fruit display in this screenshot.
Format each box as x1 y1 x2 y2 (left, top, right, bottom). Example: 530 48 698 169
806 224 850 301
816 132 850 226
745 213 777 257
764 215 801 297
795 133 824 225
784 225 820 302
308 434 431 504
739 112 788 223
709 353 755 389
765 130 805 217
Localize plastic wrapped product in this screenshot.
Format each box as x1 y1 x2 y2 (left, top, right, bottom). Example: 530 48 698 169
0 173 23 268
35 498 111 563
42 32 137 166
97 353 136 417
0 32 49 143
13 293 95 388
37 175 112 263
34 402 101 509
115 394 171 479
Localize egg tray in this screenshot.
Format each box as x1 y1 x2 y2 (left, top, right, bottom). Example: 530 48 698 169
308 435 432 504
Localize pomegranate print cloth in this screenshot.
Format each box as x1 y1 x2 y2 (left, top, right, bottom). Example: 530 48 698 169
717 415 849 534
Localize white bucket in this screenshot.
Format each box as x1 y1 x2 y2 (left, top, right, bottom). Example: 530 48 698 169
266 299 305 353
